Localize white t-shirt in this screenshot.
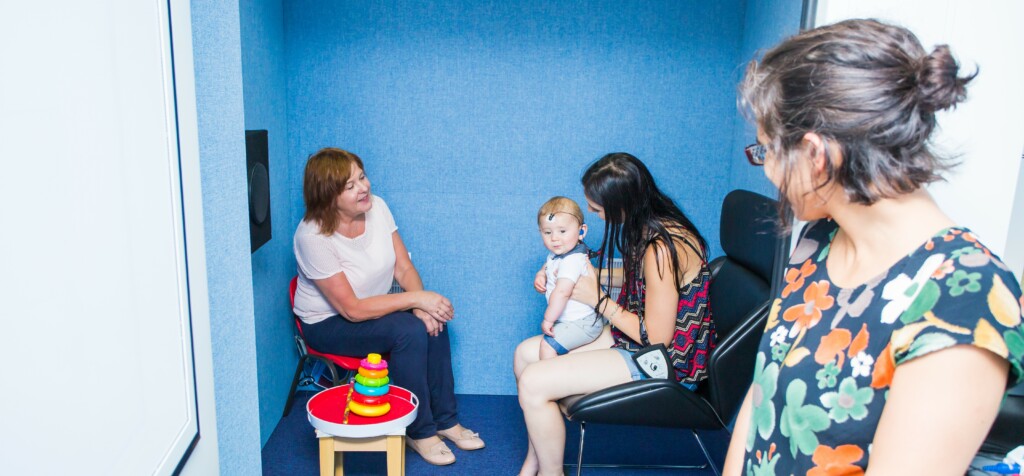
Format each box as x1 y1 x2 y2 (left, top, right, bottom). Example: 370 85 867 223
545 249 597 323
293 195 399 324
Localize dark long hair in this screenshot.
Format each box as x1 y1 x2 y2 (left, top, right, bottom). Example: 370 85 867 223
582 153 707 303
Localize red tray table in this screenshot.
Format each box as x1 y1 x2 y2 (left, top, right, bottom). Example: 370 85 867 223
307 384 419 476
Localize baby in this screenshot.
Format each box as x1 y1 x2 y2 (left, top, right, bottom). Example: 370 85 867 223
535 197 603 360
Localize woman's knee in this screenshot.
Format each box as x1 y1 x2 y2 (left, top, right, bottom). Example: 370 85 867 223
389 312 427 351
517 365 551 408
513 341 526 365
514 337 539 364
514 338 529 356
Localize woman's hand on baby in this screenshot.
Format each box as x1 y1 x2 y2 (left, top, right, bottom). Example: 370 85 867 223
541 320 555 337
412 309 443 336
570 262 600 307
533 267 546 293
414 290 454 322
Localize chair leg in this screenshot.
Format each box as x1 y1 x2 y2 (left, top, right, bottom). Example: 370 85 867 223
307 356 343 388
575 422 585 476
326 362 341 387
692 430 721 476
283 355 309 418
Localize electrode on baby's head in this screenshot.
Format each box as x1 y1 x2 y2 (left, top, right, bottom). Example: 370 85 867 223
538 196 585 227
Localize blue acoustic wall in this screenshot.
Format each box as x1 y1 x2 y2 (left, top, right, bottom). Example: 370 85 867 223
190 0 263 473
284 0 751 395
728 0 805 198
239 0 296 446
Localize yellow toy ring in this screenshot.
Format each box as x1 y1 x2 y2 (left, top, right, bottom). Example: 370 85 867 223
348 400 391 417
358 367 388 379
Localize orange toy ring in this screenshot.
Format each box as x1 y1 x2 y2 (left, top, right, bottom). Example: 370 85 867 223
358 367 388 379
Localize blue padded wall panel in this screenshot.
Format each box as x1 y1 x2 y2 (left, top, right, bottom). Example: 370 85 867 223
286 0 748 395
190 0 262 472
239 0 296 446
728 0 804 197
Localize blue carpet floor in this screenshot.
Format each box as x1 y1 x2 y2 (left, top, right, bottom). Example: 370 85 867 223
263 392 729 475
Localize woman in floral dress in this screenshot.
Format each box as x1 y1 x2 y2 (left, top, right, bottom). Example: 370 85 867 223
723 19 1024 475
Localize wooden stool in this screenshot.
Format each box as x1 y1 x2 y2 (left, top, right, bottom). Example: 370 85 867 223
307 385 419 476
316 429 405 476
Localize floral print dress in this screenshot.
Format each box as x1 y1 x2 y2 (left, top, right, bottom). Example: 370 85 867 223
743 219 1024 476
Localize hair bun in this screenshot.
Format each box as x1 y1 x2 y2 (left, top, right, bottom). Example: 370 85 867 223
915 45 974 113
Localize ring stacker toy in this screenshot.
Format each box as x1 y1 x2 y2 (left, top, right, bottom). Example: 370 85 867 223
308 353 417 476
345 353 391 421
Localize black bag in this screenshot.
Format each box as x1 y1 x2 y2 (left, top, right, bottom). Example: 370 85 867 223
631 344 672 379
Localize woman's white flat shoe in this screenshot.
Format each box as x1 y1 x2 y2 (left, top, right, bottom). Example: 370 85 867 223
406 438 455 465
438 426 485 451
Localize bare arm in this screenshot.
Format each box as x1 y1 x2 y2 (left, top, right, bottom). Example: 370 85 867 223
626 241 684 346
533 265 547 293
313 231 452 329
722 387 754 476
865 345 1009 475
600 239 699 345
595 263 625 289
391 232 452 321
313 271 422 322
392 232 423 293
390 231 450 336
543 278 576 324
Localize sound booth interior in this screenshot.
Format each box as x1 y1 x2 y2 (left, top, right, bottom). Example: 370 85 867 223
239 0 809 448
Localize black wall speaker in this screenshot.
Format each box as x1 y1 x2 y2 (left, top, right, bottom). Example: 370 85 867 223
245 130 272 253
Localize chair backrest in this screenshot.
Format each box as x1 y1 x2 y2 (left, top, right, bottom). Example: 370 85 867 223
289 275 364 370
697 189 785 424
289 275 298 307
289 275 309 342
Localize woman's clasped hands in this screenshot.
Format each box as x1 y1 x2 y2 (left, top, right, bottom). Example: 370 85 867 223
412 290 453 336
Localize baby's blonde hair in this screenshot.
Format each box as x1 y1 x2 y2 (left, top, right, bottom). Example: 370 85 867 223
537 196 584 226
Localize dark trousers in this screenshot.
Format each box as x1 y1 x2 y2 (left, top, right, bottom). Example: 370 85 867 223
300 311 458 439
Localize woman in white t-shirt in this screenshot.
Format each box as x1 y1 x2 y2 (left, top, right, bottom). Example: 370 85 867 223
293 148 484 466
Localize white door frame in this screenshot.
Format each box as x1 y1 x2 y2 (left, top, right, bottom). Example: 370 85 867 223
170 0 220 473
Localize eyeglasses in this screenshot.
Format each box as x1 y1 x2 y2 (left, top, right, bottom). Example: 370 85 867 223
744 143 767 166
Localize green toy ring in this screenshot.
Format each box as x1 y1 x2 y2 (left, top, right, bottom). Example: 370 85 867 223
354 374 390 388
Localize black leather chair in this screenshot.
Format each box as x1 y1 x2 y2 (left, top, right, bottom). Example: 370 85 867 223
981 383 1024 455
562 189 788 476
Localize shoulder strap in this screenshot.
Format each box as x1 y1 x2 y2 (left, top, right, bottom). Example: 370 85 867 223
677 235 706 263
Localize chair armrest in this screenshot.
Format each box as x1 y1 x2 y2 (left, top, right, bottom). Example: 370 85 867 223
563 379 725 430
702 299 769 423
981 393 1024 454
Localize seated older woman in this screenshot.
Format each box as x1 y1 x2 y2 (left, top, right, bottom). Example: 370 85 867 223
292 147 484 466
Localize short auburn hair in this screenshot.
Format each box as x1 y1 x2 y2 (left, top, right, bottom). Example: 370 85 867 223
303 147 365 235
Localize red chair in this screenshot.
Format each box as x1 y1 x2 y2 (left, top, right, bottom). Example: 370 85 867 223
283 276 366 417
